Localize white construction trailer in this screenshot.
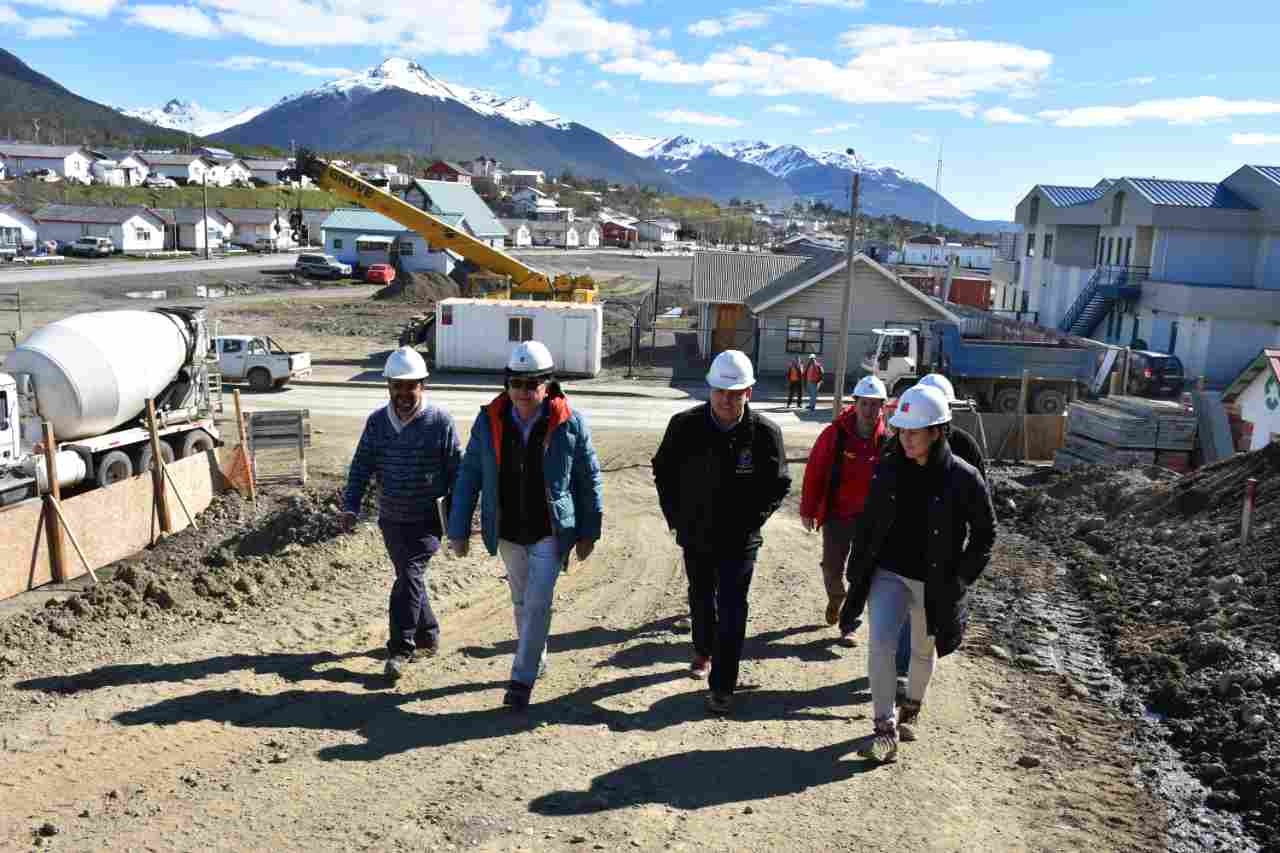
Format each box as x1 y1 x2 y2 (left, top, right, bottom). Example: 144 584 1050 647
434 298 603 377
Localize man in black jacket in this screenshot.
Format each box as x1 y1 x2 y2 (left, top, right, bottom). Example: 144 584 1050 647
652 349 791 715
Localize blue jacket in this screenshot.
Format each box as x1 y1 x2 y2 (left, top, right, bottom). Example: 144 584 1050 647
448 387 603 559
343 404 462 528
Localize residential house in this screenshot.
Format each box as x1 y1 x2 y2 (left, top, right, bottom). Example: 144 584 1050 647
33 204 166 253
507 169 545 189
400 178 507 249
210 159 253 187
299 209 330 246
637 218 679 244
898 235 990 270
744 250 959 377
320 208 457 275
242 158 290 186
218 208 295 249
1220 348 1280 451
575 220 601 248
529 220 578 248
535 202 574 222
0 206 38 252
424 161 473 184
136 153 214 186
89 157 127 187
499 219 533 248
96 150 149 186
997 167 1280 385
468 156 503 182
692 250 810 358
601 218 638 247
511 186 548 215
151 208 233 251
194 146 236 161
0 144 93 183
355 162 398 183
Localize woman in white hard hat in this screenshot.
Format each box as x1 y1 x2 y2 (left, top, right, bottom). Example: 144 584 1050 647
339 346 463 680
652 349 791 715
914 373 986 479
841 384 995 763
448 340 604 711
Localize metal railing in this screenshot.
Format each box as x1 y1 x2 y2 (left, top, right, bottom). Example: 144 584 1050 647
1059 265 1150 333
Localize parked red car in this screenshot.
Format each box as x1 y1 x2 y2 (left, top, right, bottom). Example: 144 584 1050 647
365 263 396 284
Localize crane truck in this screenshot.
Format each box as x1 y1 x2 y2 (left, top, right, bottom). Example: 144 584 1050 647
0 307 221 507
292 150 596 303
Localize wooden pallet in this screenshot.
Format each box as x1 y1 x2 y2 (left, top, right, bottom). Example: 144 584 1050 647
1066 402 1158 449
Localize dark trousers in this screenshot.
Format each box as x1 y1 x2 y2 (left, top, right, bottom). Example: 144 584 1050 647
786 381 803 408
683 550 756 694
379 520 441 656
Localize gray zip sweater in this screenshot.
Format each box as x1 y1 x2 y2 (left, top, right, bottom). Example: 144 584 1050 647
342 403 462 529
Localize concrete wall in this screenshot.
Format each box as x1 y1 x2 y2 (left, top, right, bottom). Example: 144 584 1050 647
1055 225 1099 268
1205 318 1280 387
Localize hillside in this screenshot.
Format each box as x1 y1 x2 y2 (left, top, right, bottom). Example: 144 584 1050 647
0 181 343 211
0 49 189 148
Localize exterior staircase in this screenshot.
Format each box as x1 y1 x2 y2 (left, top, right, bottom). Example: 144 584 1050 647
1059 266 1147 338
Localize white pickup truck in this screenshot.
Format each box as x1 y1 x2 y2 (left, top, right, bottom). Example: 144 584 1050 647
213 335 312 392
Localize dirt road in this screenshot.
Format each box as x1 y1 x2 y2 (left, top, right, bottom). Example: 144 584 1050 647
0 423 1169 853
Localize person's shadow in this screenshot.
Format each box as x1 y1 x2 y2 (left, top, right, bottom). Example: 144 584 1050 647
530 736 881 815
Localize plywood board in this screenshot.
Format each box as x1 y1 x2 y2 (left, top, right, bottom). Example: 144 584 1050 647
0 449 225 602
951 411 1066 462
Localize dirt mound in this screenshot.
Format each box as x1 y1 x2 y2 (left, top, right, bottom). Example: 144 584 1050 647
372 271 459 303
1011 444 1280 848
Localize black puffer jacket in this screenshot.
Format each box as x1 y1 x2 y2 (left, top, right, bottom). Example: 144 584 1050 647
841 437 995 657
652 402 791 556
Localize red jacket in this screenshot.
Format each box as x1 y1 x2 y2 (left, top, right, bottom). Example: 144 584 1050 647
805 361 824 383
800 408 885 526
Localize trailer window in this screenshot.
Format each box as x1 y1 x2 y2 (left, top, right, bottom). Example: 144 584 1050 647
508 317 533 342
0 390 8 431
785 317 823 354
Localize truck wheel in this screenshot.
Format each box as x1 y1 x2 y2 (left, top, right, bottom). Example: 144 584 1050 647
992 387 1023 414
95 450 134 486
177 429 216 459
136 440 175 474
1032 388 1067 415
248 367 273 392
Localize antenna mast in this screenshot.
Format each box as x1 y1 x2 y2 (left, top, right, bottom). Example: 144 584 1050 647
931 140 943 235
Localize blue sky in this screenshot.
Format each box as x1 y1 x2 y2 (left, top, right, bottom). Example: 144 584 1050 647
5 0 1280 220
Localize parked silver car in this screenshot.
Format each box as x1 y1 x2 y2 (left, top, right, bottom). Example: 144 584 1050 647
294 253 351 279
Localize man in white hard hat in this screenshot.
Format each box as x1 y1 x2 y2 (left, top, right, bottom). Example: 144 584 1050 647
799 374 887 641
339 346 462 681
804 353 825 411
840 383 995 763
448 340 603 711
652 349 791 715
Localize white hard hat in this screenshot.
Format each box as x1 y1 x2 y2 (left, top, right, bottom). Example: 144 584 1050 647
706 349 755 390
383 345 428 381
852 375 888 400
915 373 956 403
888 384 952 429
508 340 554 374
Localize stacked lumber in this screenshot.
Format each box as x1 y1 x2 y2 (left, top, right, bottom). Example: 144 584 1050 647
1055 395 1197 471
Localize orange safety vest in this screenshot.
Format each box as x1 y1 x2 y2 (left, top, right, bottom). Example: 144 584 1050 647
787 363 803 382
805 362 824 383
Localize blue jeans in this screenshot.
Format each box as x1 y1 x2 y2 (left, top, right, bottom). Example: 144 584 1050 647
499 537 564 687
379 520 441 656
807 382 819 410
867 569 937 722
684 550 756 694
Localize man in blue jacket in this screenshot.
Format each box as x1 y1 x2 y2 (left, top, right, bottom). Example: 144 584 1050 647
448 340 604 711
339 346 462 681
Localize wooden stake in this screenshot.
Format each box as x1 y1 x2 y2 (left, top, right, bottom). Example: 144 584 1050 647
48 497 99 584
233 388 257 503
145 399 173 534
1017 369 1031 462
41 421 66 583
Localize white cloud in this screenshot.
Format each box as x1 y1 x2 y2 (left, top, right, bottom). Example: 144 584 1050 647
517 56 562 86
813 121 858 134
910 0 979 5
918 101 977 118
766 104 811 115
592 79 615 92
503 0 646 58
654 109 744 127
839 24 962 51
611 0 643 5
688 10 768 38
1123 75 1156 86
1230 133 1280 145
20 0 116 15
9 12 83 36
656 25 670 39
124 0 509 54
1040 97 1280 128
984 106 1035 124
785 0 865 7
768 42 791 53
211 55 355 77
911 132 932 143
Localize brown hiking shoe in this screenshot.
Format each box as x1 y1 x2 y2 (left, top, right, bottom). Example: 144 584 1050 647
825 595 844 626
898 700 922 742
858 718 898 763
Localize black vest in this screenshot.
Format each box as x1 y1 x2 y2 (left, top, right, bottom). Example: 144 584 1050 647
498 412 554 545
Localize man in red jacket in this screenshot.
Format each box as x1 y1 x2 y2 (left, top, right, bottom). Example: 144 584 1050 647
799 374 888 641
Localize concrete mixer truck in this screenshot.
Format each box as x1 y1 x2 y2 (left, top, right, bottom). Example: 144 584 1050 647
0 307 221 507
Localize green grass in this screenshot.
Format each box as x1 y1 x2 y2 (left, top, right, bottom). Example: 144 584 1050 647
0 182 345 210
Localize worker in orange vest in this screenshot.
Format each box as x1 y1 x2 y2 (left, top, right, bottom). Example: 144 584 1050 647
785 357 804 408
804 354 824 411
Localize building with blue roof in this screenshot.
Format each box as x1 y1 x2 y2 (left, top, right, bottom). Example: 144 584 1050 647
319 208 462 276
992 165 1280 387
399 179 507 249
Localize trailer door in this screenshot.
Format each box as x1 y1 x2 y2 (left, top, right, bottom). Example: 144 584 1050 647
562 317 590 375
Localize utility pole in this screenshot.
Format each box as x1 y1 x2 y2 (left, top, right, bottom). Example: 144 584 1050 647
832 151 861 420
201 171 211 261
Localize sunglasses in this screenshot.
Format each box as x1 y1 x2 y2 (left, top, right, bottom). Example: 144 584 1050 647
508 377 547 391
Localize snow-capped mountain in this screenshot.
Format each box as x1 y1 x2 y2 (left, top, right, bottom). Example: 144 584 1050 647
116 99 266 137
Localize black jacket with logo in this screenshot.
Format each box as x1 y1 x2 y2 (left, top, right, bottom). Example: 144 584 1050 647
841 437 995 657
652 402 791 557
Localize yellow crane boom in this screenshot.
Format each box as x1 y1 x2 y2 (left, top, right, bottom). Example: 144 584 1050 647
295 150 594 302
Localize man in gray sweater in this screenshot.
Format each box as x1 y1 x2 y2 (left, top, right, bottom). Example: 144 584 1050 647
339 346 462 681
